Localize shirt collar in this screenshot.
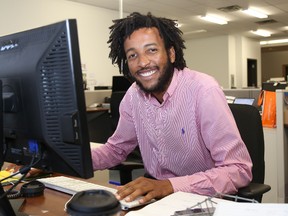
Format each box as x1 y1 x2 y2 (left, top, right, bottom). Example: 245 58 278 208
164 68 180 99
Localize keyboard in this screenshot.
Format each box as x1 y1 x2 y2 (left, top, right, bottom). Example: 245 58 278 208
38 176 153 210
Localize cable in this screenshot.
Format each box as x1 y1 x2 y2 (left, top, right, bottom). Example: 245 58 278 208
1 171 28 199
6 189 21 199
0 153 42 200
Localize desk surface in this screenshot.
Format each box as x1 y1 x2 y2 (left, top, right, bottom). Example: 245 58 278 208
13 177 127 216
86 107 109 112
20 187 71 216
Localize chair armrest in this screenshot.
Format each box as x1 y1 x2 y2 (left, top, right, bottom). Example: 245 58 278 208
109 162 144 185
109 162 144 172
237 182 271 198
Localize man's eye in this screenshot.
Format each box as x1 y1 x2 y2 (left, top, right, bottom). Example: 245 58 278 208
128 53 137 59
149 48 157 53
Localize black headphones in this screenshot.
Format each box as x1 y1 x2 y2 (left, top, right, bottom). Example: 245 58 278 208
7 180 45 199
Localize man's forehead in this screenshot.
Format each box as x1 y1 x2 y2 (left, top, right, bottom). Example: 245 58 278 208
126 27 161 39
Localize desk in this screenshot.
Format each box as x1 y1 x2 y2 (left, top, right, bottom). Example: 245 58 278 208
20 187 71 216
11 177 128 216
86 107 109 113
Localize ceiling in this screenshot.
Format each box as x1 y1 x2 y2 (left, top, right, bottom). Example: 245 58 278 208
65 0 288 42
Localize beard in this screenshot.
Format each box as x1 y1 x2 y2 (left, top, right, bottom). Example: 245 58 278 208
130 61 174 94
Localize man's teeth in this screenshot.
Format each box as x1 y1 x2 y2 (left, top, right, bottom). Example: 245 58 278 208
140 70 156 77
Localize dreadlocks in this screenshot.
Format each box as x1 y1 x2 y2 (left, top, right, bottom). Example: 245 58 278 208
107 12 186 77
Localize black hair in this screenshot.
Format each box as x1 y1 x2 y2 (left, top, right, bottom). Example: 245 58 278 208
107 12 186 77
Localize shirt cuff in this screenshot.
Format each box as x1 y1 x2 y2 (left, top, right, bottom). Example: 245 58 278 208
168 173 216 196
168 175 192 193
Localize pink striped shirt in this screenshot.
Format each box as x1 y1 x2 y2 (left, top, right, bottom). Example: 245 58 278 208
91 68 252 196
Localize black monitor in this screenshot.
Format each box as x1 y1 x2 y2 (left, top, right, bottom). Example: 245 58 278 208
0 19 93 177
262 82 287 91
0 19 94 215
112 76 132 92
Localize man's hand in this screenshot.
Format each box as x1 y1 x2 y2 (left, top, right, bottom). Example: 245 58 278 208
115 176 174 204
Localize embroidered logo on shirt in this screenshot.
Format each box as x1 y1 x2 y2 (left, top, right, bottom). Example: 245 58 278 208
181 128 185 135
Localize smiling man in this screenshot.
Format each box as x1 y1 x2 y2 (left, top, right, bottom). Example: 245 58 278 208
91 12 252 205
124 27 175 102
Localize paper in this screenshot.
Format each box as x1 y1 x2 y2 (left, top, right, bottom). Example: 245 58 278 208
213 202 288 216
0 170 21 185
125 192 288 216
125 192 229 216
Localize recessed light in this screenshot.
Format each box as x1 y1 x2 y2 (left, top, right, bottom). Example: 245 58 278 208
251 29 271 37
200 15 228 25
184 29 207 34
260 38 288 45
242 8 268 19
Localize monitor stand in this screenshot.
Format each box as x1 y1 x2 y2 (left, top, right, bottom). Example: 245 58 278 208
0 80 27 216
0 184 28 216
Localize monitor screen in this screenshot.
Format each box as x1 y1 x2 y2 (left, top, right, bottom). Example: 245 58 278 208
234 98 255 105
0 19 93 179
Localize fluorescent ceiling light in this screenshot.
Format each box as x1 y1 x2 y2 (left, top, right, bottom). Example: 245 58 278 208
200 15 227 25
260 38 288 45
184 29 207 34
251 29 271 37
242 8 268 18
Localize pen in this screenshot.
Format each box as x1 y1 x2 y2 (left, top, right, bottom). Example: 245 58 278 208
109 180 121 186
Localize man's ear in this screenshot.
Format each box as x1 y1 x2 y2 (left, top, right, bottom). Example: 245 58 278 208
169 47 176 63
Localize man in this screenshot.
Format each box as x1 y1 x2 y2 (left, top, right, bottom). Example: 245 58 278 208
91 12 252 205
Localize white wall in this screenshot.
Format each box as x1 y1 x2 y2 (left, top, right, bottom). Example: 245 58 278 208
262 50 288 82
184 36 229 88
228 35 237 88
184 35 261 89
0 0 262 89
0 0 120 87
240 36 262 88
228 35 262 88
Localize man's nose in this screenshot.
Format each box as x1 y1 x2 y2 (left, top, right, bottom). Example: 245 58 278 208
138 54 150 67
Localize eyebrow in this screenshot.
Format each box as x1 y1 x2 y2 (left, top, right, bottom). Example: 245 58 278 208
125 43 158 54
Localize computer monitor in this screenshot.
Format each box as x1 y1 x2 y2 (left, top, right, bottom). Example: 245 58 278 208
112 76 132 92
0 19 93 177
0 81 3 169
234 98 255 106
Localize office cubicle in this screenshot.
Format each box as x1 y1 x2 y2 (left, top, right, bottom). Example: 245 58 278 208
223 88 261 108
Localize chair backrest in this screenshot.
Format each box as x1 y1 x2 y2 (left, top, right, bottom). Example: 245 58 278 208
110 91 126 131
228 104 265 184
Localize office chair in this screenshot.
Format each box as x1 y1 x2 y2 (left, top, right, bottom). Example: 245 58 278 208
87 111 113 143
109 91 144 185
110 91 127 132
228 103 271 202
